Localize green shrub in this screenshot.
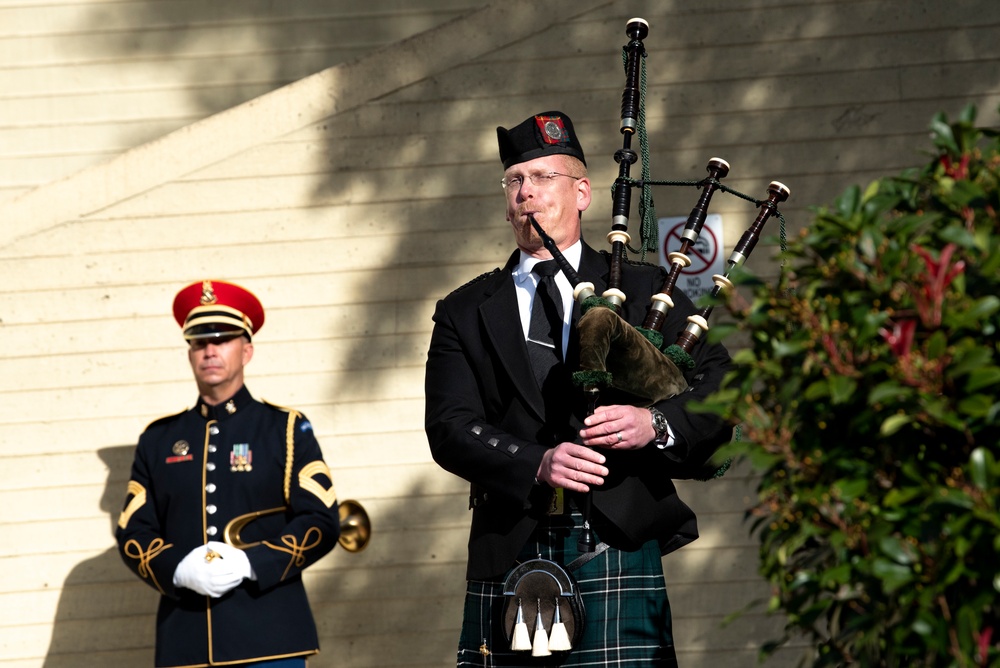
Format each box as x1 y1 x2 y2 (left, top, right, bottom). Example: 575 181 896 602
706 105 1000 666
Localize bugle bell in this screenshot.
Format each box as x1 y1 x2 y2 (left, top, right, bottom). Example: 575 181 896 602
337 499 371 553
223 498 371 553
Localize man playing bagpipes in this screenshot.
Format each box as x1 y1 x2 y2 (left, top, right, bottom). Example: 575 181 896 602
424 109 732 666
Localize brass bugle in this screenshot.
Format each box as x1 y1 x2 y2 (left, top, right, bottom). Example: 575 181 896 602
223 498 371 553
337 499 371 553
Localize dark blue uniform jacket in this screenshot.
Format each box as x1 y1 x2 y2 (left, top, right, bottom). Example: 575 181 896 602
116 385 341 667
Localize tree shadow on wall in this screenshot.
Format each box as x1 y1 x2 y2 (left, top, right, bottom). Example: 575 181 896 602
305 476 469 667
73 1 477 149
43 445 157 668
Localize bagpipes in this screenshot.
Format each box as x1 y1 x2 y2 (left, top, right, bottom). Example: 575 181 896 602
502 18 791 658
531 17 790 553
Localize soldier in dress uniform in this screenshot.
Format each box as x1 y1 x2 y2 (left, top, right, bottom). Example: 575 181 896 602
116 280 341 668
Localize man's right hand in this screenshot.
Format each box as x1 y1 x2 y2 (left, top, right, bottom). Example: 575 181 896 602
172 543 247 597
536 442 608 492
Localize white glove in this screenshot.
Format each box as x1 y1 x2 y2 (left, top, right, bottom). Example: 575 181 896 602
172 543 250 597
207 541 256 581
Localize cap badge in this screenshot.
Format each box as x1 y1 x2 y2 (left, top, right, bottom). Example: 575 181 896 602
231 443 252 472
535 115 567 145
200 280 218 305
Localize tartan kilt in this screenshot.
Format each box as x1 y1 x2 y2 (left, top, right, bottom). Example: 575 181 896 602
457 509 678 667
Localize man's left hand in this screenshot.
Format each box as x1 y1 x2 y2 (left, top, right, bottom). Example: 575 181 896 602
580 405 655 450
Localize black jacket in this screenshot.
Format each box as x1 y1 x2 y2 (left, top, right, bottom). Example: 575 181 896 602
425 243 733 580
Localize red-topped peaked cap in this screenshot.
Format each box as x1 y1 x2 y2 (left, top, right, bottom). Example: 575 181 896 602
172 280 265 341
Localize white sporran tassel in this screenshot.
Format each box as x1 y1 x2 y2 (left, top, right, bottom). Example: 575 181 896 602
547 597 572 651
531 598 551 657
511 598 531 651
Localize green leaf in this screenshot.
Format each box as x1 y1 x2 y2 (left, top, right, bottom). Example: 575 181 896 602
861 179 881 203
969 447 993 490
834 478 868 502
933 488 975 509
819 563 853 588
966 367 1000 393
834 185 862 217
868 381 910 405
884 487 923 508
958 103 977 125
957 394 996 418
949 346 993 377
879 535 918 565
731 349 757 365
772 340 807 358
880 414 911 436
937 223 978 249
948 179 987 207
911 613 935 637
948 295 1000 330
804 380 830 401
829 375 858 405
929 116 958 153
873 558 914 593
925 330 948 360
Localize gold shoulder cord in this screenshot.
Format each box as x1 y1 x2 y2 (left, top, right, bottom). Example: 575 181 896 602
283 411 297 504
265 399 302 505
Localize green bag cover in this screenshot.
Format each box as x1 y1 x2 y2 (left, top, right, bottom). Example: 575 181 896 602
574 306 688 405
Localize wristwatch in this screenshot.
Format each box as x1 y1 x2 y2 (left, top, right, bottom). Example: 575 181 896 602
649 407 670 445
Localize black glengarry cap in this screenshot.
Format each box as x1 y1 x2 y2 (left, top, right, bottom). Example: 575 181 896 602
497 111 586 170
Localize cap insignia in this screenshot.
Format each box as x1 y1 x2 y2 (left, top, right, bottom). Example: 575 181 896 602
535 115 567 145
200 280 218 305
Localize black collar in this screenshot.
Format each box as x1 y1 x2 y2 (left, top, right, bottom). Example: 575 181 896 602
195 385 254 421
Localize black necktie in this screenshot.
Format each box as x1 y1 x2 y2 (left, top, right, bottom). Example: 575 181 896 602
527 260 565 389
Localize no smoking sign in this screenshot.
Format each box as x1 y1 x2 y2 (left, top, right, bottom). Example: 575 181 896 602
657 214 725 299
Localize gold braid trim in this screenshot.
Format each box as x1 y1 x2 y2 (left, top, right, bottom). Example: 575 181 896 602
117 480 147 529
262 399 303 505
283 411 296 504
123 537 173 595
264 527 323 581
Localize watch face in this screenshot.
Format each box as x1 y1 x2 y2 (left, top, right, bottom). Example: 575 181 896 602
652 410 668 431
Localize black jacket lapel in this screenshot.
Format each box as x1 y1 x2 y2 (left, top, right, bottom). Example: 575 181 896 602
479 251 547 422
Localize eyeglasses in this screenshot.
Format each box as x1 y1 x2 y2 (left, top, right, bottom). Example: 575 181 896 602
500 171 582 191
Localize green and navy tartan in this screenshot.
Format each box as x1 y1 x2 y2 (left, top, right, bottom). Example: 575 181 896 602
457 510 677 667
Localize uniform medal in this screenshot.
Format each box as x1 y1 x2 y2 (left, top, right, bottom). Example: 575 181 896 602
230 443 252 472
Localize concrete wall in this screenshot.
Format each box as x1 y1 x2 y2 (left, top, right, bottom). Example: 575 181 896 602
2 0 998 666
